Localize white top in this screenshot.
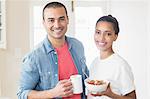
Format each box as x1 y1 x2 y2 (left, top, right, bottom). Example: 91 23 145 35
88 53 135 99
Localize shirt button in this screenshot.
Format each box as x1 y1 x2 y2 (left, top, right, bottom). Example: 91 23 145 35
55 62 57 64
54 52 57 54
55 74 58 77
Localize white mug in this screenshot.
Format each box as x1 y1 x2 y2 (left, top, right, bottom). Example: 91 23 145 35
70 74 83 94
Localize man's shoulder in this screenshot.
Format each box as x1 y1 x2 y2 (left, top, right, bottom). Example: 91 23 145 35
23 42 46 60
67 36 81 43
67 36 83 47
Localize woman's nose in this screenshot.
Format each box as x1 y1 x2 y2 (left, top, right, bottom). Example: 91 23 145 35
99 34 105 41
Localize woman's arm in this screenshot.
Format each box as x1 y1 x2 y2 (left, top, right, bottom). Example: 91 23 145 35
90 84 136 99
107 90 136 99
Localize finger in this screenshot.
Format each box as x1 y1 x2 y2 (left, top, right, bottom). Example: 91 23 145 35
59 79 72 87
91 91 104 96
64 88 73 96
59 79 69 84
64 80 72 87
91 93 102 97
62 89 73 97
107 82 110 88
64 84 73 92
67 93 73 97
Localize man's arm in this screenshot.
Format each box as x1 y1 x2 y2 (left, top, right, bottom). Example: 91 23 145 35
27 80 73 99
28 90 55 99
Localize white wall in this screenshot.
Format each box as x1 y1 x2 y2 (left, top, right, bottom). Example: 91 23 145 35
147 0 150 98
75 1 149 98
110 1 149 98
0 0 30 98
75 0 149 99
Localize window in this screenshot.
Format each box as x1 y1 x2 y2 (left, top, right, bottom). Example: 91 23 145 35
33 6 46 47
0 0 6 49
74 6 103 67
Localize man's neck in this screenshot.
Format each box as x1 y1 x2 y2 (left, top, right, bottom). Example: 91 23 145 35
48 36 66 48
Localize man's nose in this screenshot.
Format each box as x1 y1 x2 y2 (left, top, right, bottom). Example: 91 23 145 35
54 20 61 28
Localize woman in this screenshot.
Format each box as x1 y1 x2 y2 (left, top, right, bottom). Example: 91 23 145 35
88 15 136 99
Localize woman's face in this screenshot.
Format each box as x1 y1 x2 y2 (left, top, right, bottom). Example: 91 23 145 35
94 21 118 52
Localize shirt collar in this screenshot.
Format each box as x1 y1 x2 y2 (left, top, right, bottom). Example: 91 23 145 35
43 36 54 54
43 36 73 54
65 36 72 50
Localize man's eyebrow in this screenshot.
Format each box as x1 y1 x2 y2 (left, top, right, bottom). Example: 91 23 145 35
47 16 65 20
47 18 54 20
59 16 65 19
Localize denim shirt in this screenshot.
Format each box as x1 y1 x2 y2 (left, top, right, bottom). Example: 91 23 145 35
17 36 89 99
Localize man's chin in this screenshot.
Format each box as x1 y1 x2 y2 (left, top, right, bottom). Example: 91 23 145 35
54 35 65 39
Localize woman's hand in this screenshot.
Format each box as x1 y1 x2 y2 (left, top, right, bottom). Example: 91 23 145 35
90 83 136 99
90 83 113 97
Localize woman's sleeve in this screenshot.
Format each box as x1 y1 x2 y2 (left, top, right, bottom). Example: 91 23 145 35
118 61 136 95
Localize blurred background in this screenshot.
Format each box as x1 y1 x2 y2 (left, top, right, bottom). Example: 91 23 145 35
0 0 150 99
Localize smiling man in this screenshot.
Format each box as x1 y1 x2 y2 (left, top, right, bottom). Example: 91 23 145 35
17 2 89 99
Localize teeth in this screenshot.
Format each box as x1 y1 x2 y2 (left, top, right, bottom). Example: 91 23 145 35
98 42 105 46
53 29 62 32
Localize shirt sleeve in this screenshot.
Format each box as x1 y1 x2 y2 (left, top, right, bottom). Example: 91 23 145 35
17 54 39 99
118 61 135 95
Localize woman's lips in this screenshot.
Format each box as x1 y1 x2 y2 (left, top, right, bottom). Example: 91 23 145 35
96 41 107 47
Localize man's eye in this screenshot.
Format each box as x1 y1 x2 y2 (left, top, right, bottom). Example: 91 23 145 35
107 33 112 36
60 18 65 21
48 19 54 23
96 31 100 34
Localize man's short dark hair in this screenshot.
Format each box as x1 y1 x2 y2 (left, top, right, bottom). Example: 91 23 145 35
42 2 68 20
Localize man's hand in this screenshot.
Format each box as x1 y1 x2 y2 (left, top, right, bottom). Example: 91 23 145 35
27 79 74 99
52 79 74 98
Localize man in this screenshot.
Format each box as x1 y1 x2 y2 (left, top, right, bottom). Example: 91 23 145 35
17 2 89 99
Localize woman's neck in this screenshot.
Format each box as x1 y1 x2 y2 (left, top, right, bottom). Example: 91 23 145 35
100 50 114 60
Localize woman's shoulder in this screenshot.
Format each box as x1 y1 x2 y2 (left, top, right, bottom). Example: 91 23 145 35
112 53 128 64
91 56 100 64
89 56 99 67
113 53 132 71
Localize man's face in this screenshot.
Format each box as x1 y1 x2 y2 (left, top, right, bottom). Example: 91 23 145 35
43 7 69 40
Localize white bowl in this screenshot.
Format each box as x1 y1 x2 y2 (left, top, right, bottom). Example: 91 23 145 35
84 78 109 94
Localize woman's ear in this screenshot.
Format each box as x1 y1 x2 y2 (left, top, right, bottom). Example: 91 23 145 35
114 34 118 41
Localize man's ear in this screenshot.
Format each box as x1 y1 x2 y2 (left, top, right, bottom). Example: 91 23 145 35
67 17 69 24
43 20 46 27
